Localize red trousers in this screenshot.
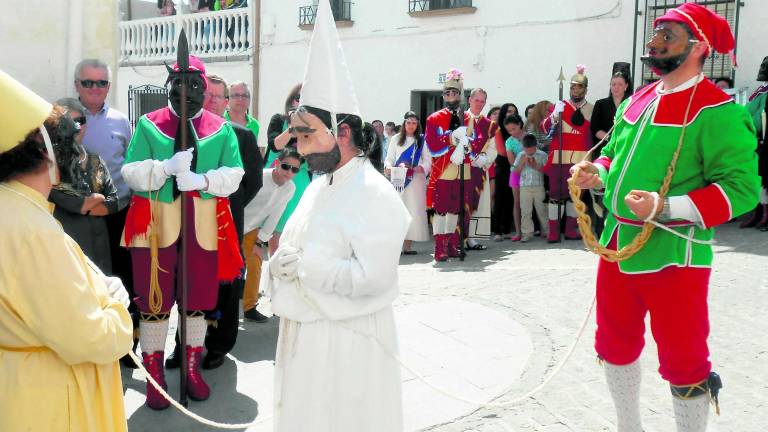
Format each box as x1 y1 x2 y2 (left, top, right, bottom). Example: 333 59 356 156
130 196 218 314
594 238 712 386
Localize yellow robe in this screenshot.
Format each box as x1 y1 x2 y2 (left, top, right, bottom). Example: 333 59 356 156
0 180 133 432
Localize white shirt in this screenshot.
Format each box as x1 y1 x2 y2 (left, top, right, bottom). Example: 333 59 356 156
243 168 296 241
267 157 411 322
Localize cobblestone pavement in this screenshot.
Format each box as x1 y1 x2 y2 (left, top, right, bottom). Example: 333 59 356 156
410 223 768 432
124 223 767 431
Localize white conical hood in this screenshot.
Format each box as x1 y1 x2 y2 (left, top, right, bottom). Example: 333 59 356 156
299 0 361 124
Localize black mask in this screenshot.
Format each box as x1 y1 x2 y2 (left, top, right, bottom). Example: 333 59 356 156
640 42 694 76
168 74 205 116
305 142 341 175
758 56 768 82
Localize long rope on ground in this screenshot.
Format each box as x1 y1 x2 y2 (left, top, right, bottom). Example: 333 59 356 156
293 280 597 408
128 289 594 429
127 350 273 429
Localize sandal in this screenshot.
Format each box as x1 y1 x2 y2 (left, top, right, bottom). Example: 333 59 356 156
401 250 418 255
465 243 487 250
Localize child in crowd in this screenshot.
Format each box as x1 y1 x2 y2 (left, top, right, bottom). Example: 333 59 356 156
513 134 548 242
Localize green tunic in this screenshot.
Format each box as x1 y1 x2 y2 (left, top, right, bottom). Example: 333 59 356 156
597 78 760 273
124 109 242 203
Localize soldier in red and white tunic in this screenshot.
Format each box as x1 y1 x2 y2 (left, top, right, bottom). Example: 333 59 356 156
541 65 594 242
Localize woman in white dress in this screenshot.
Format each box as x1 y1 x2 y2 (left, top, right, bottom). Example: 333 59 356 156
384 111 432 254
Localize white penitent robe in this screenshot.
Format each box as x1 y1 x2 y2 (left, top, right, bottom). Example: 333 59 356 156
265 156 411 432
385 134 432 241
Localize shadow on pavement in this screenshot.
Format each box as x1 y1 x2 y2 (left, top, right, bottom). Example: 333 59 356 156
124 316 279 431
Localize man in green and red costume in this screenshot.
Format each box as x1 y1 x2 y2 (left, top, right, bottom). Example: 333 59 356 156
121 55 244 410
572 4 759 431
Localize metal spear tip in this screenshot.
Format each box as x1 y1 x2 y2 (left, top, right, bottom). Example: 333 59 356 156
557 66 566 82
176 28 190 71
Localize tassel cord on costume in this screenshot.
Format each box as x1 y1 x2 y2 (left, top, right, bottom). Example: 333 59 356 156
569 81 705 262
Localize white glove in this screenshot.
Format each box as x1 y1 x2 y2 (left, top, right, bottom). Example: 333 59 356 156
553 100 566 115
176 171 208 191
103 275 131 308
162 148 194 176
472 153 488 168
268 246 301 281
450 142 465 166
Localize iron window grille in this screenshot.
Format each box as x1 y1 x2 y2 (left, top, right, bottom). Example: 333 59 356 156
299 1 353 26
127 85 168 130
409 0 473 13
641 0 739 84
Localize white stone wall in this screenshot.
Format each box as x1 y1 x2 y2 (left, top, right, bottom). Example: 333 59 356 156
114 0 767 143
0 0 119 104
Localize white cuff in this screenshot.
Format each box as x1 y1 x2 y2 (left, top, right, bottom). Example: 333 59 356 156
669 195 702 225
203 166 245 197
121 160 169 192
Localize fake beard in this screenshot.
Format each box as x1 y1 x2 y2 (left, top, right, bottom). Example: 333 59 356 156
640 44 693 76
305 143 341 175
446 100 461 110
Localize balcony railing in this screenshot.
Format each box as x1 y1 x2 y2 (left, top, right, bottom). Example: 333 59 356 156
299 1 353 27
409 0 473 12
119 8 252 65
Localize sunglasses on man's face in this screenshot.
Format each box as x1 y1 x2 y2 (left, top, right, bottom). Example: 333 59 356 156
293 95 301 102
443 89 460 97
79 79 109 89
280 163 300 173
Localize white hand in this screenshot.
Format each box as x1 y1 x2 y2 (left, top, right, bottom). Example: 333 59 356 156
269 246 301 281
553 101 566 115
162 148 195 176
450 143 465 166
176 171 207 191
472 154 488 168
103 275 131 308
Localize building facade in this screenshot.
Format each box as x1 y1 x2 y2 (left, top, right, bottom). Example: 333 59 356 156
113 0 767 144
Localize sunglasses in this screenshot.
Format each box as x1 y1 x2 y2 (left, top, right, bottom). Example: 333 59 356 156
73 116 87 126
79 79 109 88
280 163 300 173
443 89 460 96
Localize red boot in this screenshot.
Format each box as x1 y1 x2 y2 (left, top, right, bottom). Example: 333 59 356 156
565 217 582 240
447 233 464 258
547 220 560 243
142 351 170 410
186 346 211 401
434 235 448 262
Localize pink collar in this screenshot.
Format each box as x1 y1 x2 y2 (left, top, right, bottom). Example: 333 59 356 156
622 77 732 127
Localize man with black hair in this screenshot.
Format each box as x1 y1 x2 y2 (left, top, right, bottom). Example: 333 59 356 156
241 147 299 322
264 2 409 430
571 4 759 430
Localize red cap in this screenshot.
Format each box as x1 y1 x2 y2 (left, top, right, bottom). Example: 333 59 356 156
654 3 735 63
171 55 208 88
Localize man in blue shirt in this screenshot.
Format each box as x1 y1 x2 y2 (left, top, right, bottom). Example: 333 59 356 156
74 58 136 366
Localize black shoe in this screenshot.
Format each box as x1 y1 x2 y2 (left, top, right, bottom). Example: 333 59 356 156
244 308 269 323
165 346 180 369
202 351 226 370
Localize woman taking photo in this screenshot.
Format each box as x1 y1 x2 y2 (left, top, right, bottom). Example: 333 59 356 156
384 111 431 254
